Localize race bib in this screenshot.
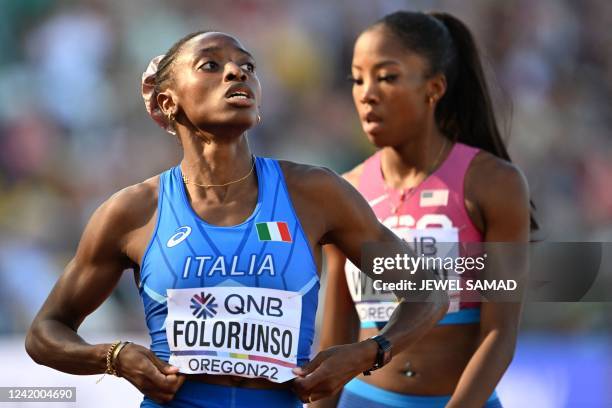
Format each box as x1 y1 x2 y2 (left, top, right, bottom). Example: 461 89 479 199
165 286 302 383
355 301 397 323
346 227 461 325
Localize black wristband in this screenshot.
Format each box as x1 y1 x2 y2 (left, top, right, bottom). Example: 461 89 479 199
363 334 392 376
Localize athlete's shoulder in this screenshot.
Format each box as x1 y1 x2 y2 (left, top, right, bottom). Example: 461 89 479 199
342 162 365 188
470 151 527 189
276 159 381 244
277 159 359 207
105 175 159 223
467 150 529 211
277 160 340 188
342 150 381 188
87 175 160 244
75 174 161 264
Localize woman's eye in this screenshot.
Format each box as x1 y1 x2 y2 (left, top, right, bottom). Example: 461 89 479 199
199 61 218 71
378 74 398 83
347 75 363 85
241 62 256 73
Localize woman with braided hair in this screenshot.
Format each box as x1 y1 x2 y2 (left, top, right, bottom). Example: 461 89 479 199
25 30 448 407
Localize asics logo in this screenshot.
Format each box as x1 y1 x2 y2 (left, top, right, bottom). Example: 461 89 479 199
167 226 192 248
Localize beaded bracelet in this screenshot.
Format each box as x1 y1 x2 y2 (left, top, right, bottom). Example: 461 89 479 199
105 341 122 375
97 341 122 384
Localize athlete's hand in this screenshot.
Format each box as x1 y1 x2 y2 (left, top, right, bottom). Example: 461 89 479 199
114 343 186 404
291 340 377 403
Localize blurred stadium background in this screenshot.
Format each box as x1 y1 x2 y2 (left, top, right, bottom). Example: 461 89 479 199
0 0 610 406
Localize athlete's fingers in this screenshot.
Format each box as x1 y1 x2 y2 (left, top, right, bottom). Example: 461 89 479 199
292 351 327 377
141 375 183 403
115 344 184 401
292 360 334 399
144 360 174 389
148 352 178 375
120 345 169 388
175 373 187 388
164 373 187 391
136 356 179 391
294 345 364 400
158 373 187 394
296 368 347 403
162 364 180 375
147 355 185 389
294 365 329 393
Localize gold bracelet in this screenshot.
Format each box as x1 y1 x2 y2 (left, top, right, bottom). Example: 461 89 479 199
96 341 122 384
110 341 132 377
105 341 122 376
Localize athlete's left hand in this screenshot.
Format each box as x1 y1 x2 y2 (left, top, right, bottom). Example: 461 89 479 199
291 340 377 403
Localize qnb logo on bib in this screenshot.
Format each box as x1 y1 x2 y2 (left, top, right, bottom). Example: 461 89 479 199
167 226 192 248
190 292 218 319
166 286 302 383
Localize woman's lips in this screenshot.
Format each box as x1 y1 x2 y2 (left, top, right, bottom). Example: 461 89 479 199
224 84 255 108
365 112 382 122
225 95 255 107
363 112 383 132
364 120 383 133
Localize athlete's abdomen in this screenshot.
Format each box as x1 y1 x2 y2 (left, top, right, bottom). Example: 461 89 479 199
358 324 481 395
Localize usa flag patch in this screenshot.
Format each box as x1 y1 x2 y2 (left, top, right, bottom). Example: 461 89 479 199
420 190 449 207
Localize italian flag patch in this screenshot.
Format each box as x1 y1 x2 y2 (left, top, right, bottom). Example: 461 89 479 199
256 222 292 242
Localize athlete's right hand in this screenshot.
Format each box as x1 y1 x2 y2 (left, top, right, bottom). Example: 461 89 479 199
114 343 186 404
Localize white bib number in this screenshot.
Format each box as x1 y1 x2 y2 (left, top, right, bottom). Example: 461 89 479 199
166 286 302 383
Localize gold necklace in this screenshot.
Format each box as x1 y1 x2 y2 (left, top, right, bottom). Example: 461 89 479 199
182 156 255 188
428 137 448 177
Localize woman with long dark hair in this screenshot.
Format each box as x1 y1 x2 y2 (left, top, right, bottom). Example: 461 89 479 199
318 11 534 408
25 30 448 407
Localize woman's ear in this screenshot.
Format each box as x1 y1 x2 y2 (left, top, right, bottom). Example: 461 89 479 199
157 89 178 118
426 73 447 103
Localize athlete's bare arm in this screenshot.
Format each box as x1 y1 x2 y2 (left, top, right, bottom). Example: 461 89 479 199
313 167 363 408
319 165 363 347
446 152 530 408
319 244 359 348
25 177 186 404
281 162 448 403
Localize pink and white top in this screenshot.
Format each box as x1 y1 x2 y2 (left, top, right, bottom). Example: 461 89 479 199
345 142 484 327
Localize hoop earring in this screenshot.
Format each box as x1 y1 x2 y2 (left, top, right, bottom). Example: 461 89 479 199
257 114 262 124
